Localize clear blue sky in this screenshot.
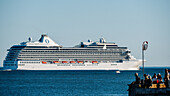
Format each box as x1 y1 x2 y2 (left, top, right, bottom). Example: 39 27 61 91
0 0 170 67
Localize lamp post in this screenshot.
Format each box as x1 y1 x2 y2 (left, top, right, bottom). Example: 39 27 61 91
142 41 148 80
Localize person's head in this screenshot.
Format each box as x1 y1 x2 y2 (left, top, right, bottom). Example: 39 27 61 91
157 73 161 77
154 73 156 76
144 74 148 79
165 69 168 73
144 74 147 77
135 73 138 77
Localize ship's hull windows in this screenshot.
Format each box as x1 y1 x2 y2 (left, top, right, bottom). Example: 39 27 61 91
5 46 128 63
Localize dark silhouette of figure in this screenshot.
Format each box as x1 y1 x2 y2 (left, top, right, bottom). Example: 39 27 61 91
164 69 170 81
157 73 163 83
135 73 141 84
144 74 150 88
152 73 157 84
156 73 163 88
127 72 141 93
164 69 170 88
148 75 152 86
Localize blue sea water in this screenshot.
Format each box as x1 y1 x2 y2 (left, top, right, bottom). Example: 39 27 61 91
0 67 169 96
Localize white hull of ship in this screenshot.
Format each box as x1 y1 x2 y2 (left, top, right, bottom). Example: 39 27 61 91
13 60 142 71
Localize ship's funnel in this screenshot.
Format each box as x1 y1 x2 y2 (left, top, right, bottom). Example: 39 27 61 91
39 34 59 46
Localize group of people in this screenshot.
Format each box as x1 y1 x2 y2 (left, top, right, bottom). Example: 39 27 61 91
134 69 170 88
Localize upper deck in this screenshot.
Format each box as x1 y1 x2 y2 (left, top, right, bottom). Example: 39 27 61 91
10 34 126 50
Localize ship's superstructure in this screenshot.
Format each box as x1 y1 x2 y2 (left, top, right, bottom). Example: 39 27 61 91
3 34 142 70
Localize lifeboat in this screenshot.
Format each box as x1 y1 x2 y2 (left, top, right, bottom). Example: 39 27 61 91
53 61 60 63
77 61 83 64
70 61 76 63
62 61 68 63
92 61 98 63
42 61 47 64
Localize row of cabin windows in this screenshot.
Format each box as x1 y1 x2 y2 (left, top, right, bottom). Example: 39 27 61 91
18 64 25 66
6 57 17 59
19 53 121 56
4 64 25 66
23 48 123 50
18 56 123 59
19 59 123 61
18 55 124 58
4 64 16 66
7 52 17 54
6 57 125 61
4 61 15 63
20 62 40 64
6 59 16 61
19 53 120 57
19 52 122 55
17 59 122 63
9 49 126 54
21 51 122 52
21 50 123 53
18 59 124 61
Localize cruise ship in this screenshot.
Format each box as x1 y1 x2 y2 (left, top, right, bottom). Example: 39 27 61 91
3 34 142 70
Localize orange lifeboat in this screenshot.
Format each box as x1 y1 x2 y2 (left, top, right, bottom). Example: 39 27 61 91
70 61 76 63
92 61 98 63
62 61 68 63
77 61 83 64
42 61 47 64
53 61 60 63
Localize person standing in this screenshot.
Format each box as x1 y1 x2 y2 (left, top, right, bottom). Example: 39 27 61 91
164 69 170 88
152 73 157 84
144 74 150 88
157 73 163 83
135 73 141 84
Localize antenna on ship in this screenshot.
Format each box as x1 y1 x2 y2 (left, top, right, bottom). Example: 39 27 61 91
142 41 148 81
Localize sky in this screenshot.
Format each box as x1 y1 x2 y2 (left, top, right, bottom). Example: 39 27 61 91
0 0 170 67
